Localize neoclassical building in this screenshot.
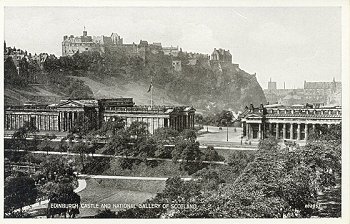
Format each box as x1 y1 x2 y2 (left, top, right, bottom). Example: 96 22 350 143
4 98 195 135
240 104 342 142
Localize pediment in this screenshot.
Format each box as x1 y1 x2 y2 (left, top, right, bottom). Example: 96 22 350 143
57 100 85 108
245 113 263 119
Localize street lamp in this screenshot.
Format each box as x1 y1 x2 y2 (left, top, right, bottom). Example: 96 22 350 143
226 123 228 142
225 111 232 142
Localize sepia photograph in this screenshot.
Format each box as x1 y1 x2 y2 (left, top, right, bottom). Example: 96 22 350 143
1 0 349 222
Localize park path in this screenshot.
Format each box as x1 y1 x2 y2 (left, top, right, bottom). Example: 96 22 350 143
77 174 192 181
5 149 228 165
16 173 191 213
74 179 87 193
316 174 341 217
17 179 87 212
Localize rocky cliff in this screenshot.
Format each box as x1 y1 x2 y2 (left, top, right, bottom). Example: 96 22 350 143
4 49 266 112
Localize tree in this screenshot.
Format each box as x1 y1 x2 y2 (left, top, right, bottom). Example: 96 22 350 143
37 133 56 155
4 173 38 216
172 138 203 174
46 183 81 218
136 137 157 160
161 177 201 203
71 142 90 171
153 127 179 144
95 116 125 137
12 121 38 152
70 114 95 138
127 121 149 140
193 168 224 191
58 138 69 154
180 129 197 141
258 136 280 151
104 129 130 155
39 155 76 184
95 209 117 218
226 150 255 173
194 114 203 126
202 146 224 162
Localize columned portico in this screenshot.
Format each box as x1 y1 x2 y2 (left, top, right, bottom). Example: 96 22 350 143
237 104 341 143
290 123 294 140
305 124 308 141
258 124 262 139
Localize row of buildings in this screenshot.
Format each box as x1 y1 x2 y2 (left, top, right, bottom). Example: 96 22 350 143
4 98 195 135
5 98 342 143
62 29 237 72
62 29 178 60
263 78 342 106
4 42 51 77
240 103 342 142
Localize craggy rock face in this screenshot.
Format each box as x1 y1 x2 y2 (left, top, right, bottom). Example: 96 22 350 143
167 61 267 112
4 49 267 112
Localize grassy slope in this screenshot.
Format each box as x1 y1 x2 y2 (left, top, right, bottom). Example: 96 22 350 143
5 75 182 106
71 75 181 106
5 85 62 105
78 178 164 217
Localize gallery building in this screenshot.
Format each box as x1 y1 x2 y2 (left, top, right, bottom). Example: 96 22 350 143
4 98 196 135
240 104 342 142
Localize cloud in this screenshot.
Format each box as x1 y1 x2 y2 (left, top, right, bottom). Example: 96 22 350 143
178 23 219 53
249 22 308 47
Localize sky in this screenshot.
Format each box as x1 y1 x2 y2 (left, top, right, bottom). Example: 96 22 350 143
4 7 342 89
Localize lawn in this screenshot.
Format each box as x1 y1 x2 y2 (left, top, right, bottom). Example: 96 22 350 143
77 178 165 217
214 148 257 160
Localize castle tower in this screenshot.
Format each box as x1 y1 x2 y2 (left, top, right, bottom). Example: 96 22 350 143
83 26 87 36
268 78 277 90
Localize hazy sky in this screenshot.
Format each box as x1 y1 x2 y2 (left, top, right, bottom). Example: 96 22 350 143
4 7 341 89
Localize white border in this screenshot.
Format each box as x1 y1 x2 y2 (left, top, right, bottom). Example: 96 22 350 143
1 1 349 224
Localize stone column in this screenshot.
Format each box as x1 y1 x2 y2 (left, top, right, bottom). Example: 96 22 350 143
175 116 177 131
64 112 68 132
297 124 301 140
67 112 70 132
58 112 61 131
290 123 294 140
282 123 286 140
258 123 262 139
48 115 51 131
275 123 279 139
246 123 249 139
305 124 308 141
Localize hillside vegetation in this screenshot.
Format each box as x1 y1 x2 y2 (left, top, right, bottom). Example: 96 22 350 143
4 49 266 111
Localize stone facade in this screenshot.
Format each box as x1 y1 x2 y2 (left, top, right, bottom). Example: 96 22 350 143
263 78 341 106
210 48 232 63
4 98 196 135
162 46 179 57
240 104 341 142
62 30 100 56
172 60 182 72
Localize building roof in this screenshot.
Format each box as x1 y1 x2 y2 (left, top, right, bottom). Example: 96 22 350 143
55 99 99 108
304 81 340 89
265 113 341 118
